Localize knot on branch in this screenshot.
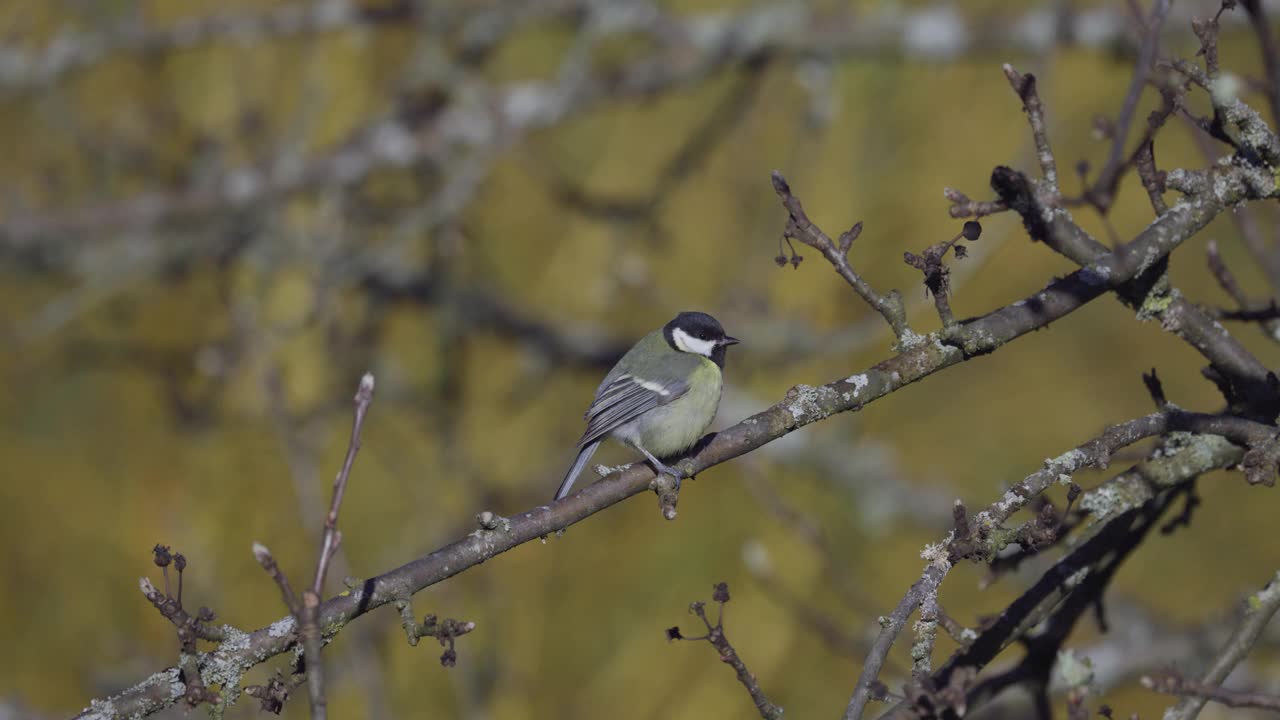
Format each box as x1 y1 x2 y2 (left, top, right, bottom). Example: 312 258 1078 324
651 471 683 521
475 510 511 532
1241 436 1280 486
904 222 981 328
905 665 976 718
245 673 301 715
990 166 1049 242
396 598 476 667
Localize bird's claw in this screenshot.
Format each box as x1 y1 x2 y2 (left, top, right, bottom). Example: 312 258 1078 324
653 461 683 491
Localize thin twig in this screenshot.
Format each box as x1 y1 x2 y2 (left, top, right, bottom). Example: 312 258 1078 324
252 543 300 615
771 172 912 343
1087 0 1172 213
302 372 376 720
1001 65 1059 191
1145 672 1280 713
845 566 948 720
1161 569 1280 720
669 583 784 720
313 371 376 595
1243 0 1280 129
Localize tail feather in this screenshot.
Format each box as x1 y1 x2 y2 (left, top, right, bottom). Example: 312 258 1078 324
554 440 602 501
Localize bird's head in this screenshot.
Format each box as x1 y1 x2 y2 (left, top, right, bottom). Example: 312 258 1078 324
663 311 739 359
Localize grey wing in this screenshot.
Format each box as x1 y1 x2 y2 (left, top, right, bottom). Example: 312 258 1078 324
577 374 688 448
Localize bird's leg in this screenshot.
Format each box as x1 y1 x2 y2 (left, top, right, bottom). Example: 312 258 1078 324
635 444 683 489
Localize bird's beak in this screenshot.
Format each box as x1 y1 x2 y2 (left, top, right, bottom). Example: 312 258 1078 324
720 336 740 346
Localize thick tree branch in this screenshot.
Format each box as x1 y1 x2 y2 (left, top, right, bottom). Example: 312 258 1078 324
842 406 1260 720
868 428 1249 720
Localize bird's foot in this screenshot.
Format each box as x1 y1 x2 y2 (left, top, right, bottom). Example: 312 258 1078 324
647 461 686 522
651 460 684 491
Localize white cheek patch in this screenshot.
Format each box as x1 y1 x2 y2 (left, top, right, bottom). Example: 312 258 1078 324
673 327 716 357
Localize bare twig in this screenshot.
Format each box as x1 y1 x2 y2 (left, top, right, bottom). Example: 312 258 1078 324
1243 0 1280 128
301 372 376 719
249 373 375 720
252 543 300 615
1002 66 1059 191
395 599 477 667
1145 671 1280 713
771 172 912 343
313 371 376 595
669 583 784 720
1160 569 1280 720
944 187 1008 219
1085 0 1172 213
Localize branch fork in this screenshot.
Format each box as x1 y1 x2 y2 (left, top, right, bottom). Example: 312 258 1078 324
771 171 912 343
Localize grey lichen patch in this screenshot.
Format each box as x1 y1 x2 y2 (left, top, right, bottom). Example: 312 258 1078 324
1222 96 1280 167
845 373 870 397
1079 473 1152 522
920 533 954 568
1210 165 1251 205
594 463 631 477
201 626 253 686
930 334 964 363
79 668 184 719
268 615 296 639
1165 168 1209 195
910 617 939 668
1142 432 1240 490
983 489 1027 523
893 328 928 352
959 324 1000 357
199 626 254 716
783 383 841 427
1046 447 1088 473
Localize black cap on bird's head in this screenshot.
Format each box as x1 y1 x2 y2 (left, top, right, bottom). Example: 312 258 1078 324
663 311 739 367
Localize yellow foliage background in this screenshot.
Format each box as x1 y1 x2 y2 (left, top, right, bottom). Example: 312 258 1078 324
1 1 1278 718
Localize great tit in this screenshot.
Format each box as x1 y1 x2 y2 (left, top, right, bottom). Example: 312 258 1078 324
553 311 739 501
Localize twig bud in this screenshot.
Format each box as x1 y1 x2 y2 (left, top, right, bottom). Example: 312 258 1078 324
252 542 273 566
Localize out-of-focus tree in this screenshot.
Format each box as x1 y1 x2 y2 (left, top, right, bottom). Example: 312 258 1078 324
4 1 1280 719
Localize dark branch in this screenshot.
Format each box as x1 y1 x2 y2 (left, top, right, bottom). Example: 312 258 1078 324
669 583 784 720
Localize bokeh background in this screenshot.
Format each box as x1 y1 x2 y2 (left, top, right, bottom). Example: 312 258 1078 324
3 1 1280 718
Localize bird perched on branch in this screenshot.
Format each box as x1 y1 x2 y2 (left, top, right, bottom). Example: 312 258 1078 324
553 311 739 501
